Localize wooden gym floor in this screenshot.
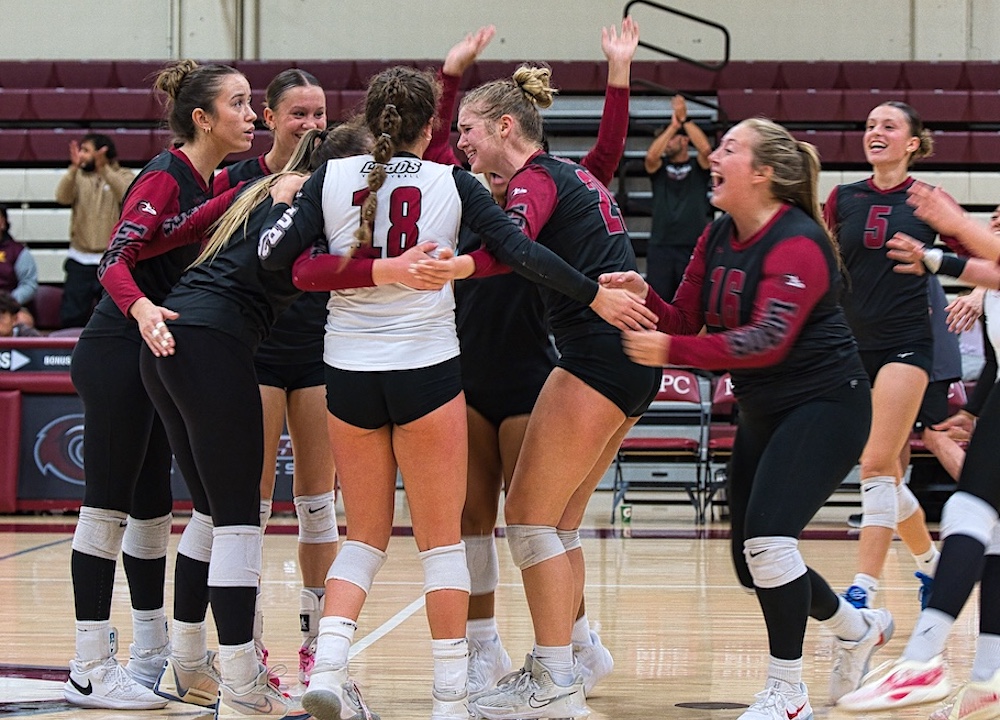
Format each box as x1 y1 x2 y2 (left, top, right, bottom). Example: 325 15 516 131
0 491 978 719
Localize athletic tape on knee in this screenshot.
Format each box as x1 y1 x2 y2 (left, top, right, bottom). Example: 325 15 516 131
941 491 999 546
896 483 922 523
177 511 214 564
556 528 582 552
860 476 898 529
420 542 471 594
326 540 386 595
506 524 565 570
743 536 807 589
463 534 499 596
208 525 261 588
122 513 172 560
295 492 339 545
72 506 128 561
987 522 1000 556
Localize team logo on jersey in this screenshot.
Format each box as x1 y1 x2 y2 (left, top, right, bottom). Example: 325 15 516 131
33 413 86 486
510 187 528 197
783 274 806 289
137 200 157 216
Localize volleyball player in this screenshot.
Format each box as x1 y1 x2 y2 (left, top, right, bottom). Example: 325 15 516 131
64 60 254 710
212 67 340 687
603 118 893 719
424 20 638 699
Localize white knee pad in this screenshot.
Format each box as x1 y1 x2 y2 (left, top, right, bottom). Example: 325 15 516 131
556 528 582 552
208 525 261 588
743 536 807 589
860 476 898 529
506 525 565 570
463 534 499 596
941 491 1000 546
896 483 922 523
295 492 340 545
987 522 1000 556
177 510 214 563
72 506 128 561
122 513 172 560
420 542 471 595
326 540 387 595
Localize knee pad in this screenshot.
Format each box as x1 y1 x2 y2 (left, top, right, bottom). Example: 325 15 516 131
420 542 471 595
987 522 1000 556
506 525 564 570
295 492 340 545
896 483 922 523
177 511 214 564
208 525 261 588
743 536 807 589
556 528 582 553
941 491 1000 546
72 506 128 561
463 534 499 596
122 513 172 560
326 540 386 595
860 476 898 529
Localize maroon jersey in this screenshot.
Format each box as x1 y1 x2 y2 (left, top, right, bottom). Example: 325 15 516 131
824 177 958 350
648 204 865 412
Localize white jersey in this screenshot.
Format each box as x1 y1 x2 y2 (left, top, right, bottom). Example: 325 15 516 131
318 154 462 371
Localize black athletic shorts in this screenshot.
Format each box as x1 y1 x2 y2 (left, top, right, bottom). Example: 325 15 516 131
557 331 661 417
915 379 956 431
860 338 934 383
325 356 463 429
255 359 325 391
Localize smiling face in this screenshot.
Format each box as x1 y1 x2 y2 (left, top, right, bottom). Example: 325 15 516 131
202 73 257 154
864 104 919 170
707 122 766 214
265 85 326 156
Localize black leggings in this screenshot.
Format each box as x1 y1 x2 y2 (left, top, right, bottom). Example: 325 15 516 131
727 380 871 658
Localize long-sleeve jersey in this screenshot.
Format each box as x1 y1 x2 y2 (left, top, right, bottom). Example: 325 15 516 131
824 177 959 350
648 204 866 413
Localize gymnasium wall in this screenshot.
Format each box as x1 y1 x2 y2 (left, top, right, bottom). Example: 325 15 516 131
2 0 999 63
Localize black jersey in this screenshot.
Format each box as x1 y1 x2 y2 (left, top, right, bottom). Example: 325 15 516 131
164 195 301 352
499 151 635 343
825 177 951 350
653 204 866 413
85 148 219 338
213 155 270 195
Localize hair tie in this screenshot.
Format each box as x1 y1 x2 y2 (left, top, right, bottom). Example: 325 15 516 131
381 132 393 140
384 104 396 111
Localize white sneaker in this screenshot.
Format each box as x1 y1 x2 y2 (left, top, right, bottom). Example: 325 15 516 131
217 666 308 719
154 651 222 707
472 654 588 720
468 636 513 699
574 628 613 696
432 694 470 720
125 642 170 689
837 655 951 711
829 607 894 702
929 668 1000 720
739 679 812 720
302 665 381 720
64 657 168 710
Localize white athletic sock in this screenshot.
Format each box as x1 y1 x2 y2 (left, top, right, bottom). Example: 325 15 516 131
132 608 168 652
533 644 574 685
904 608 955 663
852 573 880 605
972 634 1000 682
823 596 869 642
432 638 469 700
75 620 113 666
172 619 208 666
219 639 258 689
571 616 593 646
314 616 356 670
768 655 803 686
914 545 940 576
467 617 499 644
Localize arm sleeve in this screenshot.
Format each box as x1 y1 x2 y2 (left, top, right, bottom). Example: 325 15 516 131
453 168 599 304
425 70 462 167
292 242 377 291
258 168 329 271
822 186 839 235
11 249 38 305
579 85 628 187
647 229 711 335
97 170 179 315
54 169 77 205
667 236 833 370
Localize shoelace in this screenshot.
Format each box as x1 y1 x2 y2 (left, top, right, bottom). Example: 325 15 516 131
749 685 787 712
346 681 376 720
860 659 896 686
106 661 149 696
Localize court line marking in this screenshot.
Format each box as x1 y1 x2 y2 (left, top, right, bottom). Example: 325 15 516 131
349 595 426 659
0 538 71 562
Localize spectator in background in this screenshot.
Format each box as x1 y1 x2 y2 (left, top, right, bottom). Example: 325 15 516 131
0 291 40 337
0 204 39 310
55 133 135 328
643 94 713 301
